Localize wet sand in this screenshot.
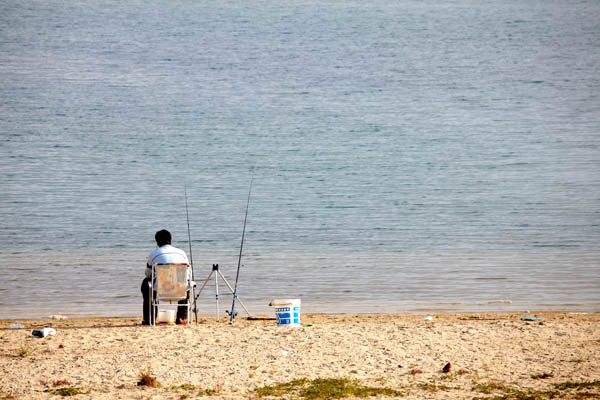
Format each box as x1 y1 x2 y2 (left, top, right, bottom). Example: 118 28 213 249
1 312 599 399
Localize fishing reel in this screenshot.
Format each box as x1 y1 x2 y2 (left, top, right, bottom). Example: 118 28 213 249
225 310 238 318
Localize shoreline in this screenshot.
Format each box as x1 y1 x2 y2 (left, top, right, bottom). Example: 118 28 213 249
1 309 598 324
1 312 599 399
3 249 599 323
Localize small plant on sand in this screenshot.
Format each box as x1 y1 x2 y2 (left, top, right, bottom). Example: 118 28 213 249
554 380 600 390
417 382 451 392
169 383 217 396
17 346 29 358
137 369 161 388
45 386 90 397
472 381 514 394
255 378 404 399
169 384 196 391
531 372 554 380
198 388 218 396
472 382 566 400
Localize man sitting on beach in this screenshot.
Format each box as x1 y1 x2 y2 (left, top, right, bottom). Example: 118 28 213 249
141 229 190 325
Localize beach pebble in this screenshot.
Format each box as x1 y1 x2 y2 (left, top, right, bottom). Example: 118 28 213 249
51 315 68 320
442 362 452 373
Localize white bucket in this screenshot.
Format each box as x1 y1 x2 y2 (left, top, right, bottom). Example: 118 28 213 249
273 299 301 327
157 309 176 324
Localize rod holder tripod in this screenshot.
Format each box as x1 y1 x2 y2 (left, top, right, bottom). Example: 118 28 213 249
194 264 251 320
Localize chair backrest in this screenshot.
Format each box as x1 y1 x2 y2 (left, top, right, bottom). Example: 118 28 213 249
154 263 189 301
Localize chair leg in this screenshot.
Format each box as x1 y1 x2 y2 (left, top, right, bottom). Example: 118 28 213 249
149 288 155 326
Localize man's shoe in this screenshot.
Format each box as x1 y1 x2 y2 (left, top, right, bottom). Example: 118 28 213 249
176 318 187 325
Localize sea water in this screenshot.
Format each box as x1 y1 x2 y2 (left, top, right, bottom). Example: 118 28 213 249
1 0 599 318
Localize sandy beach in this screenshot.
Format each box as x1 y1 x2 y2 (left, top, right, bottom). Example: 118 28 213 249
1 312 599 399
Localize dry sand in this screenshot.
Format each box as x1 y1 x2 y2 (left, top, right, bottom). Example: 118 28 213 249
1 312 599 399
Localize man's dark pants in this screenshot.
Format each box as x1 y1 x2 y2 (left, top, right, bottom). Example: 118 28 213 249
141 278 188 324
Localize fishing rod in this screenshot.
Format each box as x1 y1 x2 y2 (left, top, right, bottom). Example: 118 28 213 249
184 185 199 324
229 174 254 324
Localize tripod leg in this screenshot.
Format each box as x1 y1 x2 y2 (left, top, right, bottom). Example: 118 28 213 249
215 267 219 320
194 270 214 301
217 270 251 317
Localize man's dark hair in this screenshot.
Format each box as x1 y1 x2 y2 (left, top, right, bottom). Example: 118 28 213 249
155 229 172 247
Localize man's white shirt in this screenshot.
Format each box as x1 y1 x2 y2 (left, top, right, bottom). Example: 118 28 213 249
146 245 190 289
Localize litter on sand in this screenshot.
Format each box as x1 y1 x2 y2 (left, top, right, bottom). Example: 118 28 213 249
247 316 276 321
424 316 433 321
9 323 25 329
521 317 542 321
32 328 56 338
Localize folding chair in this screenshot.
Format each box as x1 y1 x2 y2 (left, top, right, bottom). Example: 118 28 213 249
149 263 194 326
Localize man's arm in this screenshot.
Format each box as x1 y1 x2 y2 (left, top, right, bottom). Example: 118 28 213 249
145 263 152 278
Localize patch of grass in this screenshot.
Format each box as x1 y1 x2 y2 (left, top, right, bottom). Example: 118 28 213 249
169 384 196 391
180 394 190 399
473 382 515 394
137 369 160 388
474 389 563 400
17 346 29 358
302 378 404 399
255 378 404 399
417 382 451 392
531 372 554 380
553 380 600 390
198 388 218 396
472 383 571 400
439 374 455 381
45 386 90 397
572 393 600 399
255 378 308 397
470 377 600 400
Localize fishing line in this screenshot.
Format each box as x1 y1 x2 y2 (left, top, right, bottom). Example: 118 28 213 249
229 172 254 324
184 185 198 324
